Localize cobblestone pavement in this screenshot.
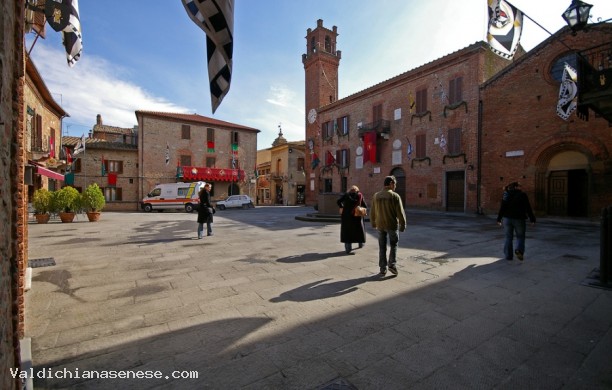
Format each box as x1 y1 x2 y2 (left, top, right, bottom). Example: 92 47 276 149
25 207 612 389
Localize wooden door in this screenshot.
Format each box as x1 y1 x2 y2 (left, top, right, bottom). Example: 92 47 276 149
446 171 464 212
548 171 568 216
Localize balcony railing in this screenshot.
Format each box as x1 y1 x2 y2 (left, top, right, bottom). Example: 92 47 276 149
358 120 391 136
577 41 612 122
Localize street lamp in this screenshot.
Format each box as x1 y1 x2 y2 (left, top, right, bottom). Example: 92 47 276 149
562 0 593 32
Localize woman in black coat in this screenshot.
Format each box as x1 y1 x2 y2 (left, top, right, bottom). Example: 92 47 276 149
337 185 367 253
197 183 214 239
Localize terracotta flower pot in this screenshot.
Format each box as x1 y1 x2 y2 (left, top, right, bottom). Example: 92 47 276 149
59 212 76 223
34 214 50 224
86 211 101 222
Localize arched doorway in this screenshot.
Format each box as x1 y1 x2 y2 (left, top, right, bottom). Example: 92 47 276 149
547 151 589 217
390 167 406 206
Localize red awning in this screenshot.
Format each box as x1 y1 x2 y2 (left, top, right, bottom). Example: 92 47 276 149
37 166 64 181
181 166 244 182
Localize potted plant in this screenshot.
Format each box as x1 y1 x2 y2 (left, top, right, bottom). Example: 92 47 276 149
31 188 52 223
53 186 80 223
81 183 106 222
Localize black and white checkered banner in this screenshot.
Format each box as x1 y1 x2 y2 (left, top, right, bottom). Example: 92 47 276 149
44 0 83 66
487 0 523 60
182 0 234 113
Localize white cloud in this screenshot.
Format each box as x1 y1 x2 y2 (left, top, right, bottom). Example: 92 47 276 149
30 43 192 132
265 84 297 108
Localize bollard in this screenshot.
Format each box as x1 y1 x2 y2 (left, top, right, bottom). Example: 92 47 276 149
601 206 612 285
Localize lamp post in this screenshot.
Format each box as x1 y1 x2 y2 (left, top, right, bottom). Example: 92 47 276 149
562 0 593 32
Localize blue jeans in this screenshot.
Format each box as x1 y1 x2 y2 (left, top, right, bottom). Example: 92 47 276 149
503 218 526 259
197 222 212 238
378 229 399 269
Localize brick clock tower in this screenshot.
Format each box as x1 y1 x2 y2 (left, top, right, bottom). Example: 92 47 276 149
302 19 341 205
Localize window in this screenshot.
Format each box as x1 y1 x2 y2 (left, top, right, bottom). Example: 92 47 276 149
73 159 82 173
310 37 316 53
416 134 427 159
50 128 56 158
180 155 191 166
373 104 382 122
324 178 332 192
232 131 239 145
448 128 462 155
336 149 349 168
206 157 216 167
550 53 578 82
325 36 331 52
416 88 428 113
322 121 334 139
177 187 191 197
338 115 349 135
35 114 43 150
297 158 305 171
181 124 191 140
341 177 347 193
104 187 122 202
449 77 463 104
104 160 123 174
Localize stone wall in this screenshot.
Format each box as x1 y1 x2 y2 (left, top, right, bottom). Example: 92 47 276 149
1 1 25 389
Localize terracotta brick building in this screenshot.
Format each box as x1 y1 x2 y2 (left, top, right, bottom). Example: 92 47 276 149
480 24 612 218
303 19 512 213
135 111 260 204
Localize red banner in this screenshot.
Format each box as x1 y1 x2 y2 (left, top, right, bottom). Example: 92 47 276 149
181 166 244 182
363 131 377 163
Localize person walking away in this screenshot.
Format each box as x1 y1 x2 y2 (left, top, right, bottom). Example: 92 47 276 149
337 185 367 254
496 181 536 261
197 183 214 239
370 176 406 276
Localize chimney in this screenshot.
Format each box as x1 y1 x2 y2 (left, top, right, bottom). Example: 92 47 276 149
96 114 102 125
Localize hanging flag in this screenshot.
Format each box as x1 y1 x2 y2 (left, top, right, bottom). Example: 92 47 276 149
363 131 377 163
254 165 259 178
311 153 320 169
108 172 117 186
439 134 447 151
101 156 106 176
434 74 449 104
487 0 523 60
557 63 578 120
181 0 234 113
231 143 239 155
165 142 170 165
407 139 413 160
325 150 336 166
49 137 55 158
73 134 85 156
408 91 415 114
207 141 215 152
64 146 73 164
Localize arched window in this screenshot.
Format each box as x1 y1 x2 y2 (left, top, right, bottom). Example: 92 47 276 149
325 36 331 52
550 52 578 83
310 37 316 53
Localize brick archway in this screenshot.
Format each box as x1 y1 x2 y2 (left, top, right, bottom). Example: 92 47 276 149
528 134 607 216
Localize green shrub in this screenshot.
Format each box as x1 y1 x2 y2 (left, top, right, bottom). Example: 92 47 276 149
81 183 106 212
53 186 81 213
32 188 52 214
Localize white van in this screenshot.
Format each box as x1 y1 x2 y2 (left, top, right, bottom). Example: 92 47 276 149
141 181 205 213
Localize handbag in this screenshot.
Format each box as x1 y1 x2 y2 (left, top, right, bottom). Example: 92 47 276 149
353 206 367 217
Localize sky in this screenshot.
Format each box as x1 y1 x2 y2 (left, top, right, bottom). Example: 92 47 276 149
26 0 612 149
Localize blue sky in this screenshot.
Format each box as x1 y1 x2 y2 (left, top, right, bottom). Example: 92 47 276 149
26 0 612 149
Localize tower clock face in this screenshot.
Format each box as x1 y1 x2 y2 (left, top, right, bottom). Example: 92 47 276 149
307 108 317 124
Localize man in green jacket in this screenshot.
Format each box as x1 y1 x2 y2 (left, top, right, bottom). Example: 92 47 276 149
370 176 406 276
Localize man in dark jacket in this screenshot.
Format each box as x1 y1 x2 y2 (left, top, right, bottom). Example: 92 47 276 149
497 182 536 261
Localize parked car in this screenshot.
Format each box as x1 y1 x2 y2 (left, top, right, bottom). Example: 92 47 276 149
215 195 255 210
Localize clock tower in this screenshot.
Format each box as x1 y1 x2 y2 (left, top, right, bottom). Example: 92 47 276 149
302 19 341 205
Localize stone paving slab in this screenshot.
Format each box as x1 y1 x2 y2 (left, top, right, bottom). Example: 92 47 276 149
25 207 611 389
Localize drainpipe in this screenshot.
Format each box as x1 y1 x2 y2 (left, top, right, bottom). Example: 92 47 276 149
477 99 483 215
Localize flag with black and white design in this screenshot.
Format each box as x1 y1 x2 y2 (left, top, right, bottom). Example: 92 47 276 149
487 0 523 60
165 142 170 165
73 134 85 156
557 63 578 120
182 0 234 113
44 0 82 66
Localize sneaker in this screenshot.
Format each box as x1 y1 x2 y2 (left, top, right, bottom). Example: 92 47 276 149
515 250 524 261
379 268 387 276
388 266 398 275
